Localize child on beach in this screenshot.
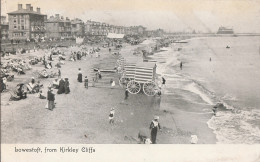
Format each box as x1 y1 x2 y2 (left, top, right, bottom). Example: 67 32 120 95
84 76 88 89
110 79 115 88
109 108 115 124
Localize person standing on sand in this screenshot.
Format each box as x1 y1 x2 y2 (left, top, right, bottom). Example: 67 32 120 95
77 68 82 83
125 88 129 100
109 108 115 124
180 61 183 70
84 76 88 89
161 77 166 88
58 68 61 78
64 78 70 94
150 116 161 144
47 87 55 111
57 78 65 94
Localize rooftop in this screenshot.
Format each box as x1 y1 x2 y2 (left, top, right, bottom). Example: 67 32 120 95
7 4 45 16
45 15 71 23
8 9 45 16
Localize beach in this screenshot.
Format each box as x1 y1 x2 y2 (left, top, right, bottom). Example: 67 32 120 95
3 36 259 144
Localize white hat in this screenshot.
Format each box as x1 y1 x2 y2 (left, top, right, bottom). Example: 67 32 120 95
154 116 159 120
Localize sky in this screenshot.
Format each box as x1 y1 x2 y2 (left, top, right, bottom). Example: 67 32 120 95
1 0 260 33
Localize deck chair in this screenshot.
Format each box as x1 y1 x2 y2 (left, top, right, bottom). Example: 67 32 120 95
38 71 48 78
8 90 20 101
26 83 35 93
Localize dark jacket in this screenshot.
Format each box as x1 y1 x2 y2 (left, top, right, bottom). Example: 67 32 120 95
47 90 55 101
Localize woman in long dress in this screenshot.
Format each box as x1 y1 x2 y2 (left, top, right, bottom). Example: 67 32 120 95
77 68 82 83
64 78 70 94
57 78 65 94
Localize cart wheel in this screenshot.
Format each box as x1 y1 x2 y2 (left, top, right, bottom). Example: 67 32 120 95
119 76 129 88
143 81 157 96
127 80 141 94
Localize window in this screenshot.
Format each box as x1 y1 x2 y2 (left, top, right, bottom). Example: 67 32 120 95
22 26 24 30
14 26 17 29
14 20 16 23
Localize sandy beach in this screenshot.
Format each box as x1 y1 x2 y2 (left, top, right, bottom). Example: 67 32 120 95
1 40 217 144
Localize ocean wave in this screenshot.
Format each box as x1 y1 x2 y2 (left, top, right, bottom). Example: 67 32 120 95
184 82 214 105
222 94 238 101
207 109 260 144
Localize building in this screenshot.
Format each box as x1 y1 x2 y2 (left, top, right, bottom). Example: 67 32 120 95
45 14 72 39
1 16 9 40
217 27 234 34
136 26 146 35
71 18 85 37
129 26 146 35
145 30 154 37
85 20 111 36
7 4 47 40
84 20 147 37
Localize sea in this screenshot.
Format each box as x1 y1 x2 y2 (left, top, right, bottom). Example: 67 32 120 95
147 36 260 144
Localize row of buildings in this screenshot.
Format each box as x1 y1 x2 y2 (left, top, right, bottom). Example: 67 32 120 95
1 4 165 41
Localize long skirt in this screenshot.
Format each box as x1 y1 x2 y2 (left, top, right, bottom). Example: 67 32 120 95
65 87 70 94
57 86 65 94
151 129 158 144
48 100 55 110
78 73 82 82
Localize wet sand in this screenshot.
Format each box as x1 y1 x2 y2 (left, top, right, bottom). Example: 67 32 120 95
1 41 216 144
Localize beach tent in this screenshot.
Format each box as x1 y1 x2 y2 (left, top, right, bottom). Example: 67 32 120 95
107 33 124 39
76 37 84 44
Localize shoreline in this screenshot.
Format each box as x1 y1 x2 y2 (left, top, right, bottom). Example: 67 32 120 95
155 44 217 144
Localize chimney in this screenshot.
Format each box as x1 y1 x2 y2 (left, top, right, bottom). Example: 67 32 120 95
37 7 41 13
55 14 60 19
26 4 31 11
66 17 69 20
61 16 64 20
18 4 23 10
30 6 33 11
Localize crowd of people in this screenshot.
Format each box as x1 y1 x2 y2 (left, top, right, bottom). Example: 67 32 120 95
2 37 174 144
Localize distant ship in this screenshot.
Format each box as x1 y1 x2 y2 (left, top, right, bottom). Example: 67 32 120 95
217 27 234 34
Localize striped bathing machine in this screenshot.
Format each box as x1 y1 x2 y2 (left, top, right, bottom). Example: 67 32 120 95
126 62 159 96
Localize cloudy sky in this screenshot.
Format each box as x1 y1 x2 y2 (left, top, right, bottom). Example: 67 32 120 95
1 0 260 33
